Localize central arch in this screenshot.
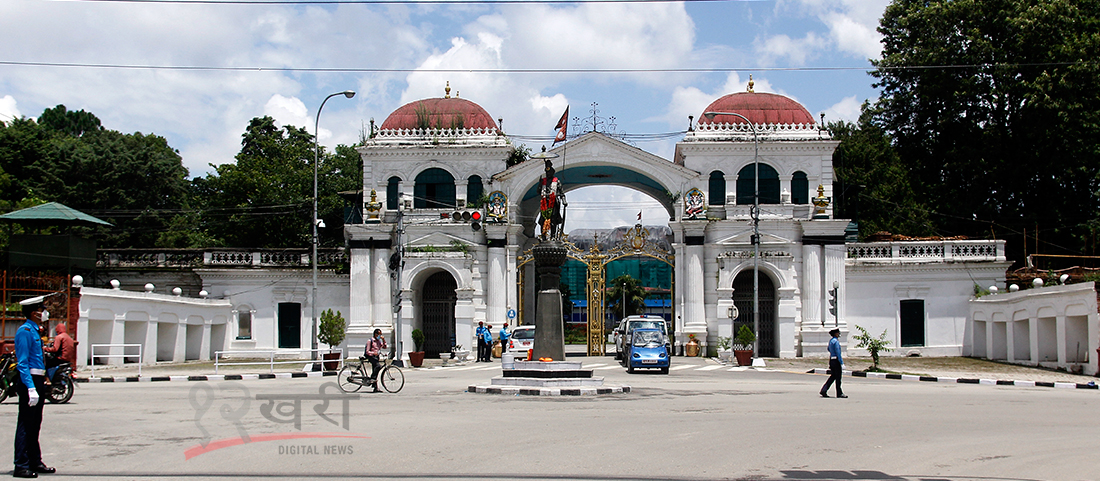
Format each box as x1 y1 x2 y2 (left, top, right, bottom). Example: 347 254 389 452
421 271 457 358
732 270 777 357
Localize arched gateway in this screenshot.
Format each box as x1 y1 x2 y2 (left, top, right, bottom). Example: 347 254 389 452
344 83 848 363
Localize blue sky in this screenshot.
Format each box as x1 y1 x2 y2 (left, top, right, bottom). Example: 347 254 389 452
0 0 888 231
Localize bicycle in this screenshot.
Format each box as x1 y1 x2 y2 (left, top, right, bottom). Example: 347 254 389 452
338 354 404 393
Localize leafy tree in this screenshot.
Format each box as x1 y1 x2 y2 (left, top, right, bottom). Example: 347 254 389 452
0 107 190 248
196 116 362 248
829 104 934 238
607 274 647 319
872 0 1100 261
38 105 102 138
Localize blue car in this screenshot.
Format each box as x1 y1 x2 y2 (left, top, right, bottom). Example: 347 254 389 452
625 328 670 374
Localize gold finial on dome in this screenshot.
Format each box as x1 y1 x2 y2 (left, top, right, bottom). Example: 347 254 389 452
747 75 754 93
445 81 451 99
456 91 459 98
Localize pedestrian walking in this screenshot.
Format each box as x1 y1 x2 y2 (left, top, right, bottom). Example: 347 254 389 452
475 322 487 362
13 295 57 478
820 328 847 398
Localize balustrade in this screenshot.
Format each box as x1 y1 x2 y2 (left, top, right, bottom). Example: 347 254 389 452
847 240 1004 262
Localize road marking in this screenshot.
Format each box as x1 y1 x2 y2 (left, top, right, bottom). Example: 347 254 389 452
696 365 724 371
477 366 501 371
670 365 694 371
583 364 609 368
595 366 621 370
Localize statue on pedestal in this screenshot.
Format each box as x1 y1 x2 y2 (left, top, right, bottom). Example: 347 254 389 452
538 158 567 241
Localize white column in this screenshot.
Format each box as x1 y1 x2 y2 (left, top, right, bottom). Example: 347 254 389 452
1056 315 1067 366
683 244 706 332
398 289 414 361
110 316 125 366
802 245 822 329
173 319 187 362
487 246 506 326
143 320 158 365
349 247 372 330
372 248 391 327
199 322 212 361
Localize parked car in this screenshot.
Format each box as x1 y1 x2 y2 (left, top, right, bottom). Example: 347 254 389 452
506 326 535 359
615 315 670 363
624 327 670 374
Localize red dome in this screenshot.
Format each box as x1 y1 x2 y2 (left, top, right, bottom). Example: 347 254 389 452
380 97 497 131
699 92 815 126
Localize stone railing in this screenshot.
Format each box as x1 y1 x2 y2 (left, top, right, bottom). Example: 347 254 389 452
847 240 1005 263
684 122 829 141
369 127 507 146
98 248 348 269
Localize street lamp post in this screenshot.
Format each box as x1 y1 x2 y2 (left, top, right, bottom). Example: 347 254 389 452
312 90 355 362
703 111 759 354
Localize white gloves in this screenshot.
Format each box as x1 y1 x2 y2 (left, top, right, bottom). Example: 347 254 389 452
27 388 39 407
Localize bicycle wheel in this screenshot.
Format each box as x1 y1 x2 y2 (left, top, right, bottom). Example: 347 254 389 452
338 365 363 393
379 365 404 393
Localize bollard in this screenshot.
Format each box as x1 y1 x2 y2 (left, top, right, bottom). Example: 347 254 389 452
502 351 514 370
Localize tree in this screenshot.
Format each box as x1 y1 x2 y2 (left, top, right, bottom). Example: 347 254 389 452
829 103 934 238
607 274 647 319
196 116 362 248
872 0 1100 261
0 107 190 248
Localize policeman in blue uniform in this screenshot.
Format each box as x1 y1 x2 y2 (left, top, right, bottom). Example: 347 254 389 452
13 294 57 478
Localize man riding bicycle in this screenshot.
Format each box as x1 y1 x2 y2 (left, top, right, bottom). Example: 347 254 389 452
365 329 387 393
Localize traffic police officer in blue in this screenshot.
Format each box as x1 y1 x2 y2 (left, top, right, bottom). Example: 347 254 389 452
819 328 847 399
13 294 57 478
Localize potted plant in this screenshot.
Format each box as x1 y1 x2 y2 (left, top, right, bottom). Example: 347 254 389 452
409 328 426 367
317 309 346 371
717 336 733 362
685 333 700 357
733 325 756 366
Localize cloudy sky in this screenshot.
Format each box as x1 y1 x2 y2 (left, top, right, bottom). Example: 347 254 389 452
0 0 889 231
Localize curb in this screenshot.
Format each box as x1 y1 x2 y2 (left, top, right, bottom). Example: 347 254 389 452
808 368 1099 390
76 371 338 383
467 385 631 396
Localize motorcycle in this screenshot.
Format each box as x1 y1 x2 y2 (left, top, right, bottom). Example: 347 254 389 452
44 352 75 404
0 352 75 404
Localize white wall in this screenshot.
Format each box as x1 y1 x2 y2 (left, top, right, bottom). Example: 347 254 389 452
77 286 230 368
970 282 1098 375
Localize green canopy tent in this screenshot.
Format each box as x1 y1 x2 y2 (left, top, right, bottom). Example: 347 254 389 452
0 202 111 270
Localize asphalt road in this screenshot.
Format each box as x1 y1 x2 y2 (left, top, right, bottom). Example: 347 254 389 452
2 356 1095 481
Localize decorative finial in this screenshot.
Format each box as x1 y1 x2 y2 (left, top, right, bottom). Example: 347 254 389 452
455 90 459 98
747 75 754 93
445 81 451 98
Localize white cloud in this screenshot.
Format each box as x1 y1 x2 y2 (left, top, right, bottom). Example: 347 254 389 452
823 95 863 124
755 32 826 65
761 0 888 62
0 96 20 122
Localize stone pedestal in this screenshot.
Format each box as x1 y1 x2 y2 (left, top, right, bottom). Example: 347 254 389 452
532 240 566 361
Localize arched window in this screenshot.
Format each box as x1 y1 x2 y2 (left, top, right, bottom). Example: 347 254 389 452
414 168 456 208
791 171 809 204
736 163 780 205
708 171 725 206
387 176 401 210
467 175 484 206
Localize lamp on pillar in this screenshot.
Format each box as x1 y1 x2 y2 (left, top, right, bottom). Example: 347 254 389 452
312 90 355 362
703 110 759 354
